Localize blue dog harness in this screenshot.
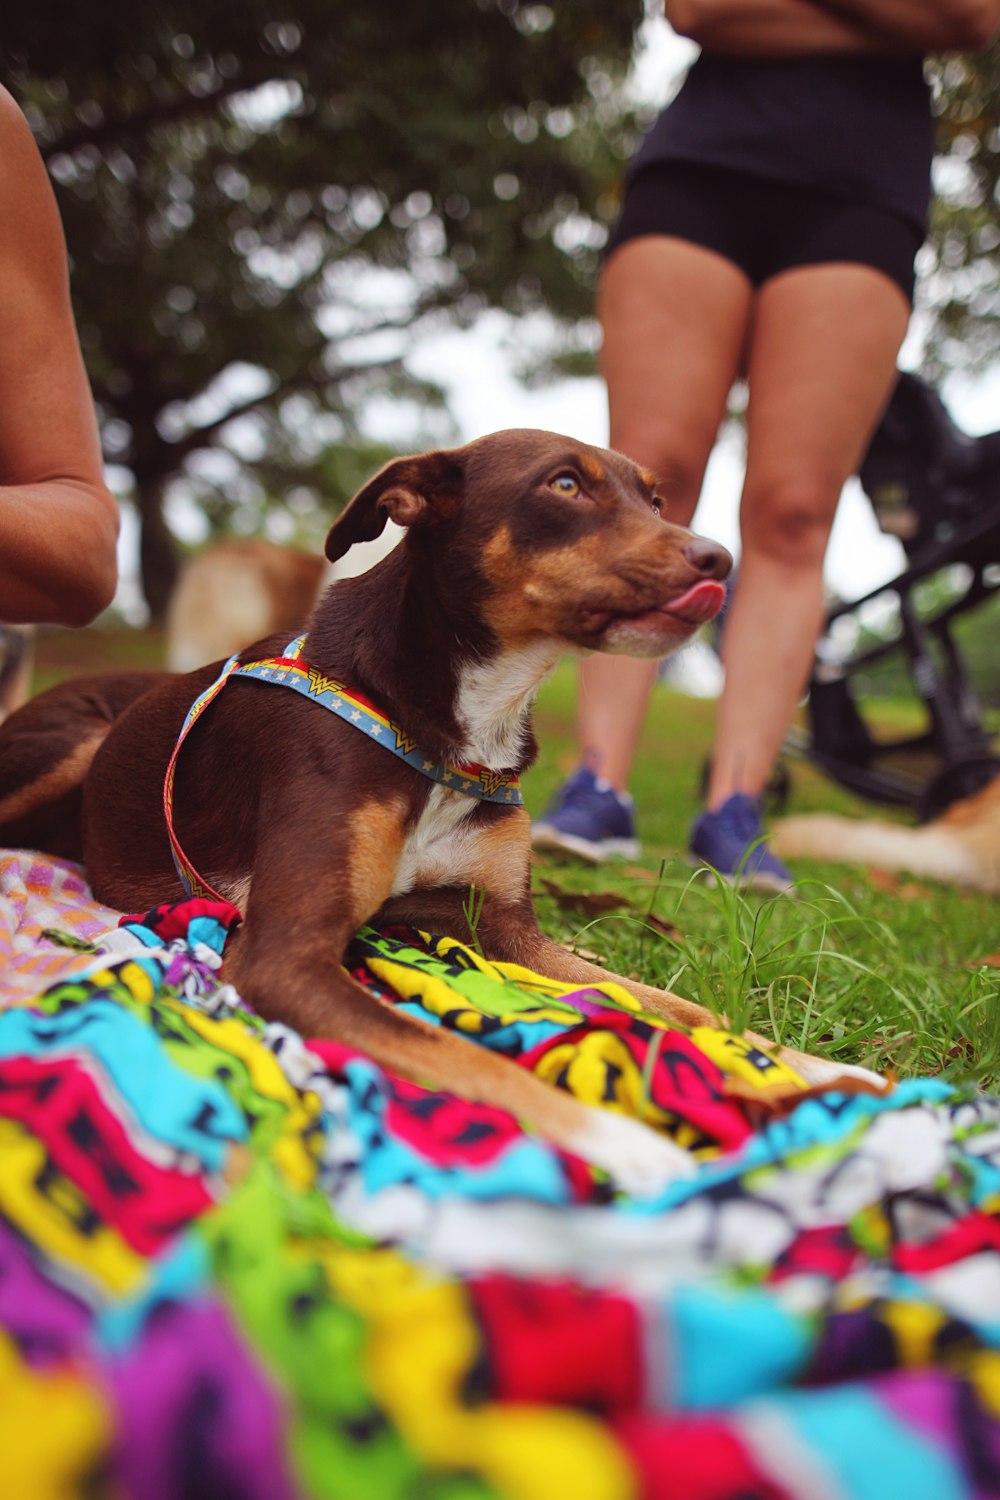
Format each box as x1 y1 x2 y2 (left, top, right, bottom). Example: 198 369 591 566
164 634 524 899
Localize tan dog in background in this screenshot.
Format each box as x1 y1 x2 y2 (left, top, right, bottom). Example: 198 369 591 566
773 778 1000 894
166 527 405 671
0 625 33 724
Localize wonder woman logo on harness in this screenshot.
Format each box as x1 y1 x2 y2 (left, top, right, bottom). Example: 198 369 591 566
306 666 343 699
478 768 508 797
392 726 418 755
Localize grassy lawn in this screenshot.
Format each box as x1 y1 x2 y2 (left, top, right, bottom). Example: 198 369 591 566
32 622 167 695
33 626 1000 1089
529 663 1000 1090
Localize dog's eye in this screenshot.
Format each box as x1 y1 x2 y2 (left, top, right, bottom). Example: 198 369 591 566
550 473 581 498
651 497 663 518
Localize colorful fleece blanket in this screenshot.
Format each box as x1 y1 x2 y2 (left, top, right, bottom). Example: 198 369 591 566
1 848 1000 1500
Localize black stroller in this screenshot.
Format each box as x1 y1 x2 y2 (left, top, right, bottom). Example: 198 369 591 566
791 370 1000 820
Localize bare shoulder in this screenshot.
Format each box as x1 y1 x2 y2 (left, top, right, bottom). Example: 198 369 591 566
0 85 51 187
0 87 67 282
0 83 34 135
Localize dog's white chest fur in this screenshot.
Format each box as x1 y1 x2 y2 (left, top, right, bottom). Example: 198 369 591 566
390 640 562 900
391 785 481 897
453 640 562 769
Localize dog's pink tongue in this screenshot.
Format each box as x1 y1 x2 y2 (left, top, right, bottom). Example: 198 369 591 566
664 579 726 625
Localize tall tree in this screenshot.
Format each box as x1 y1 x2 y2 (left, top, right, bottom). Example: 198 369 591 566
4 2 643 615
921 40 1000 377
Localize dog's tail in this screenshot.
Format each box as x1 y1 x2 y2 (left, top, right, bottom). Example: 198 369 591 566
0 673 161 860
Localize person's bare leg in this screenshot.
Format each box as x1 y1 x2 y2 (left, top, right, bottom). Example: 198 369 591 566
578 237 752 792
705 265 911 810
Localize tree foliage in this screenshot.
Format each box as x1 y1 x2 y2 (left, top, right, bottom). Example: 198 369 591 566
3 1 643 613
11 10 1000 619
923 40 1000 377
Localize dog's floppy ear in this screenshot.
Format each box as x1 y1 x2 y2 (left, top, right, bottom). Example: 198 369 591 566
324 449 466 564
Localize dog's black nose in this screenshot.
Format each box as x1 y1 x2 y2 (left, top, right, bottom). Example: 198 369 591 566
683 537 732 580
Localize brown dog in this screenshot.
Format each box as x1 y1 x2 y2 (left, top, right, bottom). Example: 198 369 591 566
0 431 878 1191
773 777 1000 894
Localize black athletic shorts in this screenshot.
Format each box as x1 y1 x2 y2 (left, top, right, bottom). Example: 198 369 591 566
606 160 923 302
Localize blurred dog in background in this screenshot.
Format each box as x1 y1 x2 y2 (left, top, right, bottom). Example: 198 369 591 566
165 524 405 671
773 778 1000 894
0 625 33 724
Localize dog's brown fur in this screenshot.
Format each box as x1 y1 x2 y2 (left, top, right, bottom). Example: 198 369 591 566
773 777 1000 893
0 431 880 1190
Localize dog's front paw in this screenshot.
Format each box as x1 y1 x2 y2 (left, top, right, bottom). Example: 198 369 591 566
572 1107 696 1197
792 1055 888 1092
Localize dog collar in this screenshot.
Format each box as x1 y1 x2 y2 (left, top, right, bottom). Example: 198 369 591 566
164 633 523 899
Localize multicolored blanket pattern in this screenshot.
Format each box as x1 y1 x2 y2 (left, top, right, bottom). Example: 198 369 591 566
2 849 1000 1499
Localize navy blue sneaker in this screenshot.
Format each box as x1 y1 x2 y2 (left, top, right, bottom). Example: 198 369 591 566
689 792 794 893
532 766 639 863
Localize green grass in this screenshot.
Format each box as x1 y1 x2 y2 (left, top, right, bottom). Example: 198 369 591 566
528 662 1000 1089
32 622 167 696
33 627 1000 1088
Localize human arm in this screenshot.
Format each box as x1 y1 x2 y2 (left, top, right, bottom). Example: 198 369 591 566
0 87 119 626
664 0 892 52
664 0 1000 54
818 0 1000 50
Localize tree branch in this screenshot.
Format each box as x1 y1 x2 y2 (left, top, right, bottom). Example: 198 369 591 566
37 70 287 160
158 355 409 463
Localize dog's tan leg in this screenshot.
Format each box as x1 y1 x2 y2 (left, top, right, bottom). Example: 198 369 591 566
232 953 695 1194
478 911 886 1092
483 919 724 1026
324 981 695 1190
224 802 694 1193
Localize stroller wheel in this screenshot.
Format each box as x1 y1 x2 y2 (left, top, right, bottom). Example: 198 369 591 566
918 755 1000 823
